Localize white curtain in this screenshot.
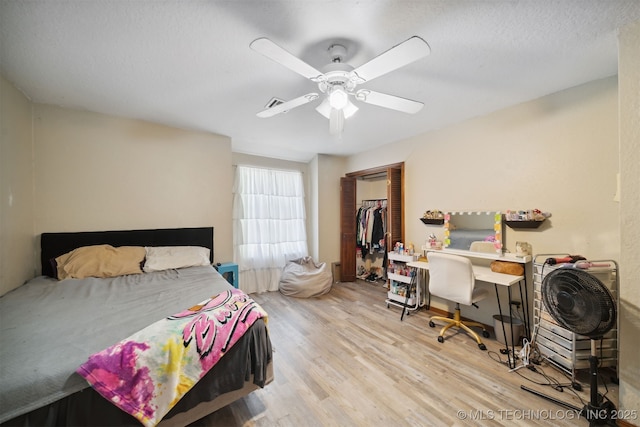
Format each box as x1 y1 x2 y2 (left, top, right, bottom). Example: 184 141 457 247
233 166 308 294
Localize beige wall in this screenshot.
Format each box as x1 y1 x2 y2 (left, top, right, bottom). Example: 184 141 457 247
315 154 346 266
356 176 387 202
404 77 620 261
32 104 233 264
309 156 319 261
618 18 640 419
0 77 35 295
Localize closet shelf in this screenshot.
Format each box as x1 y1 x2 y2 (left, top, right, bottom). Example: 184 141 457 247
420 218 445 225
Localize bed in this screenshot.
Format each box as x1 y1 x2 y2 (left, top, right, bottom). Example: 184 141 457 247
0 227 273 427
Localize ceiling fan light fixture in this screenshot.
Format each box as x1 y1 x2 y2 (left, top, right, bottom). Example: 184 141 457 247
316 97 358 119
328 86 348 110
315 98 330 118
343 100 358 119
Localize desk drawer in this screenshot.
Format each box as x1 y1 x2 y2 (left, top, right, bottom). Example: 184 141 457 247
537 339 574 371
539 318 573 340
534 267 616 289
537 333 617 360
537 309 617 340
540 346 617 372
537 326 609 351
536 307 561 327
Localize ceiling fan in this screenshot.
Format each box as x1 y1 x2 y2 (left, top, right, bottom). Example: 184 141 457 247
250 36 431 135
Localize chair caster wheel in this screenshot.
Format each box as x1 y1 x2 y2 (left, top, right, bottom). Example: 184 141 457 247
482 330 490 338
478 343 487 351
429 321 435 328
437 336 444 343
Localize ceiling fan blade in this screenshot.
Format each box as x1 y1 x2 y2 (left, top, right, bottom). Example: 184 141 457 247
250 38 325 82
329 108 345 136
351 36 430 83
355 89 424 114
256 93 319 118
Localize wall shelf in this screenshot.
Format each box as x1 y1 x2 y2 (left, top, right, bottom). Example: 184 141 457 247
420 218 445 225
505 219 545 229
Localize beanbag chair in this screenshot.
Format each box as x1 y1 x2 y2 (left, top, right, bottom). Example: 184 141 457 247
279 256 332 298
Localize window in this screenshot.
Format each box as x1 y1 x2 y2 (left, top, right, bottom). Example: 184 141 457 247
233 166 308 293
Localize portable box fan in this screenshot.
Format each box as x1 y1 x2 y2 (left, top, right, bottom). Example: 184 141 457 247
522 267 617 426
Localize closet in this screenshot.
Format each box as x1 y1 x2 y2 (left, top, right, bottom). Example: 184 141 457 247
356 199 387 281
340 163 404 282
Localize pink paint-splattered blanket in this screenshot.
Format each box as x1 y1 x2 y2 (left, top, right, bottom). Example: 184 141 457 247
76 288 267 427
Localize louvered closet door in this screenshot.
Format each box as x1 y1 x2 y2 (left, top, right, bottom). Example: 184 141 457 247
386 166 404 250
339 177 357 282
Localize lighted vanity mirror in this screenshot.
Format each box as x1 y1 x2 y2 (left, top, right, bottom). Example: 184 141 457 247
443 211 503 253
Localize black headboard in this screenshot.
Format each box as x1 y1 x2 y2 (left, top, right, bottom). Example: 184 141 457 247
40 227 214 278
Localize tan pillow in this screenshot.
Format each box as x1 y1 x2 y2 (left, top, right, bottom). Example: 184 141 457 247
56 245 145 280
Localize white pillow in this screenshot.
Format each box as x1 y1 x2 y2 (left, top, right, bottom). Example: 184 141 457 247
143 246 211 272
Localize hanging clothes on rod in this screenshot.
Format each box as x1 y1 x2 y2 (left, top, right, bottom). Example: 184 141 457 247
356 199 387 257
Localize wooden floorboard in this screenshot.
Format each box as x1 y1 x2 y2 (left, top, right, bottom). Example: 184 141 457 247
192 280 619 426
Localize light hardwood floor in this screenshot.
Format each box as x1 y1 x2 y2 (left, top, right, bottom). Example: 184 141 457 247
193 280 619 426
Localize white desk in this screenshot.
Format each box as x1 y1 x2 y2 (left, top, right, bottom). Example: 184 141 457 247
409 250 531 368
407 261 524 287
433 247 532 264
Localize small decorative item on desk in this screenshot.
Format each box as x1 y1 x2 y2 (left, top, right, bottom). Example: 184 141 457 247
515 241 532 257
426 233 443 250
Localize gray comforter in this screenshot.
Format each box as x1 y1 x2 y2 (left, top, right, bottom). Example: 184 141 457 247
0 266 236 423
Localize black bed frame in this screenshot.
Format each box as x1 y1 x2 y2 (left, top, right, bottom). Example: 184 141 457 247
40 227 214 278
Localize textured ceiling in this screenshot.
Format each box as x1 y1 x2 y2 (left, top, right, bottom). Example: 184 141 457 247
1 1 639 162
